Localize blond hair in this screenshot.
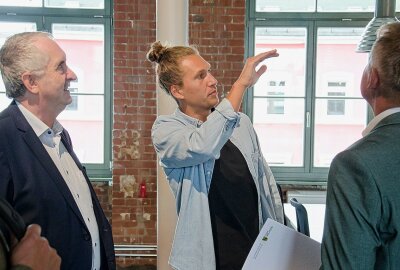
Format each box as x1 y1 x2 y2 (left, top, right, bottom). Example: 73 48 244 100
146 41 198 101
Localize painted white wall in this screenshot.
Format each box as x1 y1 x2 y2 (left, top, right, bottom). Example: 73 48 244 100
156 1 188 269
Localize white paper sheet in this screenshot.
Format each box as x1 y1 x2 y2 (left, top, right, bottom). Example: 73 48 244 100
242 218 321 270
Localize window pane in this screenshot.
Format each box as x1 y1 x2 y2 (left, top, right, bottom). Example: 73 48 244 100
255 0 382 12
45 0 104 9
314 99 367 167
254 27 307 167
317 0 374 12
316 27 368 98
255 27 306 97
0 0 41 7
53 24 104 94
254 98 305 167
52 23 105 164
314 27 368 167
59 95 104 163
0 22 37 44
0 94 10 108
256 0 315 12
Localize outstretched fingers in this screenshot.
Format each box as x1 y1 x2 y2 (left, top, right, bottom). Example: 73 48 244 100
252 49 279 66
244 49 279 87
256 65 267 78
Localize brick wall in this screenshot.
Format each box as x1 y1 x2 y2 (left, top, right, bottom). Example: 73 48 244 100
102 0 246 268
93 182 112 222
112 0 157 267
190 0 246 98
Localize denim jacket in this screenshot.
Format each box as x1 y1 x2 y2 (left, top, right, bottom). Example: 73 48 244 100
152 99 284 270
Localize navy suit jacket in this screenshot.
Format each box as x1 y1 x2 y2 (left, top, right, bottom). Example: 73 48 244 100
0 101 115 270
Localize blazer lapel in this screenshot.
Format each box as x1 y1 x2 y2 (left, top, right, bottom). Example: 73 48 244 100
60 131 83 170
10 103 87 228
60 130 107 230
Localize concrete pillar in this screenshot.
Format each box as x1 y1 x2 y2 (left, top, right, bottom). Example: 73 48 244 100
156 1 188 269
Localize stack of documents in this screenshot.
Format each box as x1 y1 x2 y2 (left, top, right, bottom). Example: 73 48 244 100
242 218 321 270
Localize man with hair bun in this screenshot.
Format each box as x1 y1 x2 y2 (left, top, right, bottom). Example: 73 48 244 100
321 22 400 269
147 41 285 270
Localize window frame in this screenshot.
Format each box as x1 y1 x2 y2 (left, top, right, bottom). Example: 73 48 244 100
246 1 375 185
0 2 111 17
0 2 112 180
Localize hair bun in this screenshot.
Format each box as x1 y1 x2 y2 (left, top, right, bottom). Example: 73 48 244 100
147 41 167 63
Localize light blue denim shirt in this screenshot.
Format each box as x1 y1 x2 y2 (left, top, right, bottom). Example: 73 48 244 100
152 99 284 270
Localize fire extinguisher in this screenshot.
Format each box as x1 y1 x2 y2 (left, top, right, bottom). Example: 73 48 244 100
139 181 147 198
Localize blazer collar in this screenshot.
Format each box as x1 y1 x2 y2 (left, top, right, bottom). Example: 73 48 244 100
370 111 400 134
7 101 88 229
363 107 400 136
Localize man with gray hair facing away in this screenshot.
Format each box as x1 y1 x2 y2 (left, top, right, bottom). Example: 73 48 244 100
321 22 400 269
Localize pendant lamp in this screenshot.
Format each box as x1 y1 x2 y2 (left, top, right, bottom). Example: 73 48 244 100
357 0 399 52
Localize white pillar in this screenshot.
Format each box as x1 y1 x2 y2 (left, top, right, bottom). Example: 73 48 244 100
156 1 188 269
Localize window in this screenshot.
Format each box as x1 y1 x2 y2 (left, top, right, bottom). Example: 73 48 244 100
246 0 379 183
0 2 112 179
252 27 307 168
327 93 345 115
267 80 286 114
255 0 400 12
66 87 79 111
0 0 103 8
326 82 346 116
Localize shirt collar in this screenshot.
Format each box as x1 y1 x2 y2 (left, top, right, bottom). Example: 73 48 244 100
362 107 400 137
16 101 63 137
174 108 205 127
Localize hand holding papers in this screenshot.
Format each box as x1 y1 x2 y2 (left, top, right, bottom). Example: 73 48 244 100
242 218 321 270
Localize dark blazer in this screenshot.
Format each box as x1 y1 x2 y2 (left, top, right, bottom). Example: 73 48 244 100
321 111 400 270
0 101 115 270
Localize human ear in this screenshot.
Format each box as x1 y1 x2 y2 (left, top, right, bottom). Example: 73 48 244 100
21 72 39 94
170 85 184 100
367 67 379 89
